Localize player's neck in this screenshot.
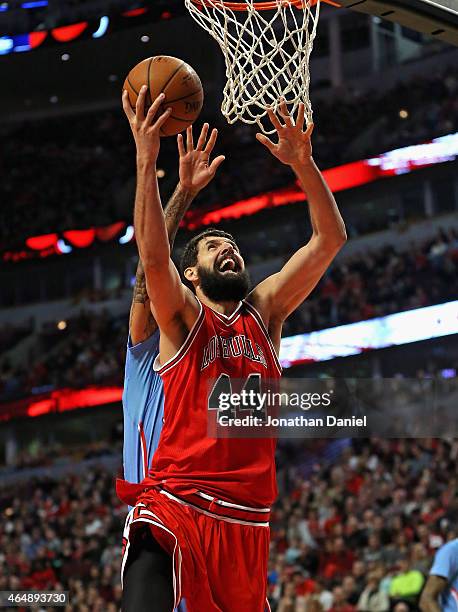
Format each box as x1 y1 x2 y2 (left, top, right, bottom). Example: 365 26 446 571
198 294 241 317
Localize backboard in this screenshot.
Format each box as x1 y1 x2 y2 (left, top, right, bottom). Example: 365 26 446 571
335 0 458 46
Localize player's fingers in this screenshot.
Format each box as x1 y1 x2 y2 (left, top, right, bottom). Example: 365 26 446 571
145 93 166 127
208 155 225 174
153 107 172 130
186 126 194 152
266 107 283 131
256 132 276 152
177 133 186 157
296 103 305 131
279 98 293 127
135 85 148 121
204 128 218 155
305 122 314 137
196 123 209 150
122 90 135 122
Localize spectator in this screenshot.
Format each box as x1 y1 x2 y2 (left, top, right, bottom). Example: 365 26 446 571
329 586 356 612
1 438 457 610
389 557 425 603
357 571 390 612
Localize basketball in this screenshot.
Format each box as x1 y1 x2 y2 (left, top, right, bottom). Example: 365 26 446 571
123 55 204 137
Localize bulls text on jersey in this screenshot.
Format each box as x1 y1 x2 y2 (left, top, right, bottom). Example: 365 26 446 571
201 333 267 371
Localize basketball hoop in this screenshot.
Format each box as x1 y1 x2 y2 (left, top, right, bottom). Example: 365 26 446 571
185 0 322 133
191 0 307 10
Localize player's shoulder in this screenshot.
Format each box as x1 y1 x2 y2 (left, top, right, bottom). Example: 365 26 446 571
437 538 458 555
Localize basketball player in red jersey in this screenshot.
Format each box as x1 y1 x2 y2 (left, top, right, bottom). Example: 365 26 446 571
118 87 346 612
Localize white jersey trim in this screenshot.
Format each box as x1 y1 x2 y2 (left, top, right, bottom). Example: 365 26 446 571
196 491 270 513
205 301 243 325
243 300 282 375
160 489 270 527
121 503 182 610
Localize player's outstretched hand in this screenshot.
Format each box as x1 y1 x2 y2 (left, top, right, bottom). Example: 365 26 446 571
256 99 314 168
122 87 172 165
178 123 225 196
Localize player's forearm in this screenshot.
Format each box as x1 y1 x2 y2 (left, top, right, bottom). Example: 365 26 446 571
419 595 441 612
164 184 196 248
292 159 346 246
132 185 194 300
132 259 148 303
134 161 171 267
129 259 157 343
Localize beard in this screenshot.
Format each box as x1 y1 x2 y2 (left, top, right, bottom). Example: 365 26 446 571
197 264 250 302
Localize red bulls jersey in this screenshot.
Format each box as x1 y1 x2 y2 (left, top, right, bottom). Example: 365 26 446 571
148 298 282 508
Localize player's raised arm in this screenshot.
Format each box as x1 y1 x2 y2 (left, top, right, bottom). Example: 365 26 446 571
129 123 222 344
123 87 224 345
251 99 346 327
129 184 190 344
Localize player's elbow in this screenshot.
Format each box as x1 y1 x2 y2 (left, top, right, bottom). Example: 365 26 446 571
320 230 347 255
334 229 347 248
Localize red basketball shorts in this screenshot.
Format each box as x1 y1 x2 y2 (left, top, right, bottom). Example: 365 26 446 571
120 487 271 612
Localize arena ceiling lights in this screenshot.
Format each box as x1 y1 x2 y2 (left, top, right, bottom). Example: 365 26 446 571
0 0 180 52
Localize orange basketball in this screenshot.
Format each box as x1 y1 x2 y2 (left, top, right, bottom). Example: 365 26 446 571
123 55 204 137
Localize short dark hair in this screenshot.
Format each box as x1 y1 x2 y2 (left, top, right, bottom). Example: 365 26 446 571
180 228 236 276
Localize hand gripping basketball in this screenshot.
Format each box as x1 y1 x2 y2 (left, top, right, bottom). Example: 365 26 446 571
122 87 172 164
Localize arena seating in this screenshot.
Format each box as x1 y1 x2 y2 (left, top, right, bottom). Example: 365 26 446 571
1 66 456 250
1 228 456 401
1 438 455 611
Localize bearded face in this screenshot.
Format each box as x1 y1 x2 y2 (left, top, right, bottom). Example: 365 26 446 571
193 237 250 302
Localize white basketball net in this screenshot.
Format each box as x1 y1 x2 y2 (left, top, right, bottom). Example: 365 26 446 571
185 0 320 133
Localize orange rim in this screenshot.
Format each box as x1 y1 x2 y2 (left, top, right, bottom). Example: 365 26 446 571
190 0 339 10
190 0 314 10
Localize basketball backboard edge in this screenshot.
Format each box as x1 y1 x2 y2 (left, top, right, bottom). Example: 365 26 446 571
332 0 458 46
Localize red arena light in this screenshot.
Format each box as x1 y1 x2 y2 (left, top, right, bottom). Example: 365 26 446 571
29 31 47 48
26 233 58 250
63 229 96 248
96 221 126 242
51 22 88 42
122 7 148 17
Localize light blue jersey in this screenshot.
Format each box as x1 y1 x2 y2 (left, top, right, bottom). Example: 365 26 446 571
122 328 186 612
430 538 458 611
122 330 163 486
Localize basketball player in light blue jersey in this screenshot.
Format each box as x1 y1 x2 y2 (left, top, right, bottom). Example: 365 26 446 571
420 537 458 612
121 121 225 611
122 121 224 487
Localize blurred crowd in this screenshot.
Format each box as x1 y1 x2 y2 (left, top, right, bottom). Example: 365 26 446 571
311 66 458 164
0 113 131 251
1 228 456 401
0 309 126 401
268 438 457 611
0 438 456 611
285 229 458 334
0 466 124 612
0 64 456 250
0 319 33 354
